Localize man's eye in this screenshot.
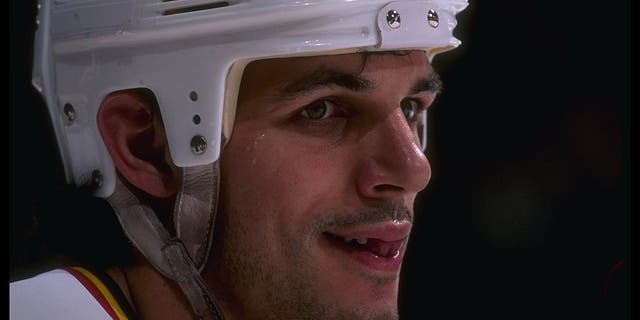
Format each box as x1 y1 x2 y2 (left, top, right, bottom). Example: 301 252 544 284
400 98 421 121
300 100 336 120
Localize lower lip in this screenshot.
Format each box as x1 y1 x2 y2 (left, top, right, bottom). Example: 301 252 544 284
326 236 405 274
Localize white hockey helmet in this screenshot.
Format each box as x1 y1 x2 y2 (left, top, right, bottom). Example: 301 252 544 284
33 0 468 198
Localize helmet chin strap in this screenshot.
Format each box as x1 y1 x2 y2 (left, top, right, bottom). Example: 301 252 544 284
107 162 224 320
174 164 217 272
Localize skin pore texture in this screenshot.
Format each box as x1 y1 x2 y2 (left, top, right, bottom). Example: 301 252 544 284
102 50 437 320
204 51 435 320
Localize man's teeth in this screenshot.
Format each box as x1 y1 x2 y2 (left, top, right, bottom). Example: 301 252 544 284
342 237 368 245
334 235 401 257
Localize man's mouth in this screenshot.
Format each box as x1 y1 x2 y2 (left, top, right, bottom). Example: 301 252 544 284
326 234 404 258
323 222 411 274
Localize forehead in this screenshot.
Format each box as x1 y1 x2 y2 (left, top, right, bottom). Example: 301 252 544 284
238 51 431 96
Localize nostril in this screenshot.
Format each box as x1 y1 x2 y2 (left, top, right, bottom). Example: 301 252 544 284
374 184 404 193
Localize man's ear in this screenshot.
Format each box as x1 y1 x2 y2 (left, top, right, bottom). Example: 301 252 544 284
97 90 179 198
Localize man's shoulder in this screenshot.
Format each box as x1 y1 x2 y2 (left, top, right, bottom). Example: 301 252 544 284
10 267 128 319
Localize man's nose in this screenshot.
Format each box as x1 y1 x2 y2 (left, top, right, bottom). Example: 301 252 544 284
356 109 431 201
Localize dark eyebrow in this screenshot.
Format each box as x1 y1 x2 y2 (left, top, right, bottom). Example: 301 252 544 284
410 71 442 95
278 69 374 99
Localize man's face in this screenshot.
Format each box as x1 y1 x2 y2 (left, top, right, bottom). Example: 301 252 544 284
210 51 436 320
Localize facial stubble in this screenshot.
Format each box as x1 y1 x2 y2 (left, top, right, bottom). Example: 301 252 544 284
211 203 410 320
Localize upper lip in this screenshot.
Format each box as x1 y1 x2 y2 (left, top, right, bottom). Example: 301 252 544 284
325 221 412 242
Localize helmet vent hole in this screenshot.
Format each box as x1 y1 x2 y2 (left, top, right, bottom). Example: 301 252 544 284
193 114 201 125
162 1 229 16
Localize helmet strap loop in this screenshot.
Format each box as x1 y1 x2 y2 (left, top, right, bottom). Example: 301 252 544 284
107 162 224 319
174 163 218 271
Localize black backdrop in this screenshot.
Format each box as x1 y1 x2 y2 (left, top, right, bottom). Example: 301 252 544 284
401 1 633 319
10 1 634 319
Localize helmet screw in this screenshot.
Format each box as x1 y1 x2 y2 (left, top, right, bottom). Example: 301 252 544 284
191 135 207 155
386 10 401 29
189 91 198 101
427 9 439 28
91 169 103 189
63 103 76 122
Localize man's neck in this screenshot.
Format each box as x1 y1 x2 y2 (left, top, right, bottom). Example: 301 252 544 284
107 253 194 319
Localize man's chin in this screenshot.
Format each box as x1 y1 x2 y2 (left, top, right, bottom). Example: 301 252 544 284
315 275 400 320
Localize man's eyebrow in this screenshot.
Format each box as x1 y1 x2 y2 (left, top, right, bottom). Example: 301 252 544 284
278 69 374 98
410 71 443 95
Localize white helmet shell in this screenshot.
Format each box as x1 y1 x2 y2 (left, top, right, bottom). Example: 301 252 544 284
33 0 468 197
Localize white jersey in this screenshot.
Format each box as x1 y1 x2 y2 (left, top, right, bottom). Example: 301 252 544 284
10 267 134 319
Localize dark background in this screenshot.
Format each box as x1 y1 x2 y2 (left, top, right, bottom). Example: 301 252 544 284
401 1 634 319
10 1 634 319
